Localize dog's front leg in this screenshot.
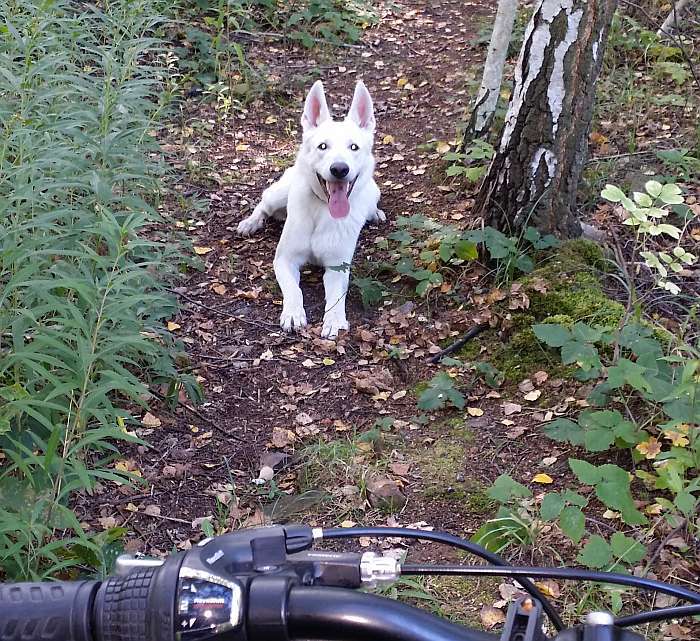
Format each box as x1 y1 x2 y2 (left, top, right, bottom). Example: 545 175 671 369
237 168 293 236
274 256 307 332
321 264 350 339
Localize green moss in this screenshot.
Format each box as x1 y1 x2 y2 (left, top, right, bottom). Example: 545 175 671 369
561 238 608 270
413 381 429 396
455 339 481 360
476 241 623 381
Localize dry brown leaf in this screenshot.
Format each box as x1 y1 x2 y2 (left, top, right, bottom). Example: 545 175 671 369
502 402 522 416
141 412 161 428
479 605 506 629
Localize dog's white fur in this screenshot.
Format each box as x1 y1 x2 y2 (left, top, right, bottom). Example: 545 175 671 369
237 80 384 338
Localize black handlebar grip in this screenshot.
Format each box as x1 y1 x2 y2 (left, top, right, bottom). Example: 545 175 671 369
93 553 184 641
0 580 100 641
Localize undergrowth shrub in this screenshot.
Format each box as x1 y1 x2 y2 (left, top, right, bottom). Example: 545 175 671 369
0 0 189 579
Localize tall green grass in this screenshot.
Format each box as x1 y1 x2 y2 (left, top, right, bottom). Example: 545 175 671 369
0 0 184 579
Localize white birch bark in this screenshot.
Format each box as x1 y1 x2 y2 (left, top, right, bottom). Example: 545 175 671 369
464 0 519 143
657 0 692 37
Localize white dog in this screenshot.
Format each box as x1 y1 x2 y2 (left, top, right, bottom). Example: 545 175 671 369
237 80 385 338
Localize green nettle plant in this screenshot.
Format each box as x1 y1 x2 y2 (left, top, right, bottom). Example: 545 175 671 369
0 0 192 579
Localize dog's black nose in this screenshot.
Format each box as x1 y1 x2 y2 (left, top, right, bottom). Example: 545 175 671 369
330 162 350 179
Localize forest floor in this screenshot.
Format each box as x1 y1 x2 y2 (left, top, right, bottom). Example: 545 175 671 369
76 0 699 634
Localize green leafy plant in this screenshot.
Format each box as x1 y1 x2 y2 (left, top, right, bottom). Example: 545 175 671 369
442 140 494 182
601 181 695 295
0 0 188 579
417 373 465 411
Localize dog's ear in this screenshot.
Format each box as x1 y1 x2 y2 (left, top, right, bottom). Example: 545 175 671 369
302 80 331 131
347 80 375 132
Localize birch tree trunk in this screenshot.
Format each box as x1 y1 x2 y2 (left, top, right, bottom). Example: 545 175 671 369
462 0 518 145
474 0 618 238
657 0 692 37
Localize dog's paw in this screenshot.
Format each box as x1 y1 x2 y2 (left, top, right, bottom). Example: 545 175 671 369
280 306 307 332
321 316 349 339
237 213 264 236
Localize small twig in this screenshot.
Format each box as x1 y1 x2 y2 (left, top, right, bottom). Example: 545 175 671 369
166 287 279 331
150 389 245 442
231 29 364 49
427 323 490 364
586 150 655 163
139 511 192 525
644 504 698 571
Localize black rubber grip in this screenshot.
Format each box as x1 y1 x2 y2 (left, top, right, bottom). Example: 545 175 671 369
94 567 157 641
0 580 99 641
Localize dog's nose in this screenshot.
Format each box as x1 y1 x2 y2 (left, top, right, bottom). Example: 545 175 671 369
330 162 350 179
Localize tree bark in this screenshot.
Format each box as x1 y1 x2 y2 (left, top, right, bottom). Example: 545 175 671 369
473 0 618 238
462 0 519 146
657 0 692 37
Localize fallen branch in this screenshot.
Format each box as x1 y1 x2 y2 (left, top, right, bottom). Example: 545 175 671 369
427 323 490 364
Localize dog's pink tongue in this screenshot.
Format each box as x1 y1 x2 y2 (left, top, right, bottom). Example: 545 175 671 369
328 181 350 219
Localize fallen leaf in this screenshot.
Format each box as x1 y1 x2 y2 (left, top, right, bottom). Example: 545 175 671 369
518 379 534 393
295 412 314 426
532 473 553 484
636 437 662 459
382 134 395 144
98 516 118 529
467 407 484 417
534 579 560 598
480 605 506 630
524 390 542 401
340 520 356 528
271 427 295 448
193 246 213 255
436 141 451 154
212 283 227 295
503 402 522 416
322 357 336 366
141 412 161 428
533 371 549 384
143 505 161 517
167 321 181 331
390 462 411 476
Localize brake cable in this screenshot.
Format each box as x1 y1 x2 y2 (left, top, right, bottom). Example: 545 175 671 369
320 526 565 631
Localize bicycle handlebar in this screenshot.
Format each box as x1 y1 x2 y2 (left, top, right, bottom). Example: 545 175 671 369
1 524 695 641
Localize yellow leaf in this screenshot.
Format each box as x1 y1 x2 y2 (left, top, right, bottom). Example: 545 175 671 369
235 143 249 151
114 460 130 472
265 115 278 124
125 503 139 512
322 357 336 366
167 321 181 331
382 134 395 144
532 473 553 484
636 437 662 459
436 142 450 154
397 77 408 88
467 407 484 417
340 520 356 528
663 429 689 447
193 246 213 255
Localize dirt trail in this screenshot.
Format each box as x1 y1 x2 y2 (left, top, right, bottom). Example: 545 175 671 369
82 0 550 556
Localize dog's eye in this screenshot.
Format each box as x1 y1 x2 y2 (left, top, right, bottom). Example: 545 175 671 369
317 142 328 150
350 143 359 151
